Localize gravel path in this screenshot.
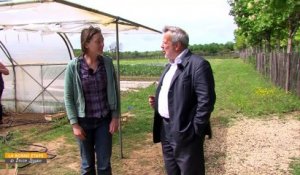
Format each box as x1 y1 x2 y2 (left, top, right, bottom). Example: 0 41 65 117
120 81 155 91
223 117 300 175
120 115 300 175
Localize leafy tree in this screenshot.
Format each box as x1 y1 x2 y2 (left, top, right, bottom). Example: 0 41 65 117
229 0 300 53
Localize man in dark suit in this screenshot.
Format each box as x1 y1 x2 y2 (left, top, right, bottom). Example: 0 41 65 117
149 26 216 175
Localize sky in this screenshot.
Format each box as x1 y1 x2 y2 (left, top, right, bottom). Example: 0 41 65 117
70 0 237 51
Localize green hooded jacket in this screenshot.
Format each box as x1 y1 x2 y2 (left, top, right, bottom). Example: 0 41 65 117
64 56 119 125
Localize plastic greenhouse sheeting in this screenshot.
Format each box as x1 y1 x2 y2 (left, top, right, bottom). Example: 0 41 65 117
0 0 161 113
0 0 160 34
0 30 71 64
0 30 70 113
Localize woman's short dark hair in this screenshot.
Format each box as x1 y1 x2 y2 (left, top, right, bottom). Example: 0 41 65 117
81 26 102 54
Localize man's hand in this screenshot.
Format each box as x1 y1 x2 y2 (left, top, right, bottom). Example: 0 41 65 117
72 123 86 140
148 95 155 109
109 118 119 134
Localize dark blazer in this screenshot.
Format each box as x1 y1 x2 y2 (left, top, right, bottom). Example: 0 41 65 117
153 50 216 143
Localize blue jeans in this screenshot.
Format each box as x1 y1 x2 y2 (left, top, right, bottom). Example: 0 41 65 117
77 117 112 175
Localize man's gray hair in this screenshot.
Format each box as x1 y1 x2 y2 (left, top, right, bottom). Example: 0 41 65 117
163 26 189 48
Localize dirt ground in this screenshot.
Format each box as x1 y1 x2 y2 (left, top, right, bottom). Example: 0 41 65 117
115 113 300 175
0 112 299 175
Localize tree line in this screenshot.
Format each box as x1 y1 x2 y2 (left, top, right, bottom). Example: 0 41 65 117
74 42 234 59
228 0 300 53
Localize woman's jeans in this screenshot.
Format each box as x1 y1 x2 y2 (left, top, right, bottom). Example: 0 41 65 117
77 117 112 175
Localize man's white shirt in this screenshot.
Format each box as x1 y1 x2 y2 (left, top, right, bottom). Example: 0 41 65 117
158 49 188 118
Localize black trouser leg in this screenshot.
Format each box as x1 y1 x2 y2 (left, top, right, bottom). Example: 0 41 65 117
161 118 206 175
160 118 181 175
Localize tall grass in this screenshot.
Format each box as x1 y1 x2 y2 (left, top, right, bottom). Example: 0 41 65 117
211 59 300 117
289 158 300 175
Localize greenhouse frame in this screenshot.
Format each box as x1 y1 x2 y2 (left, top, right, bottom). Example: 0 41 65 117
0 0 161 114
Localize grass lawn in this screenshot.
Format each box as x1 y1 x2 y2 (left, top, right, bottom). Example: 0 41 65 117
1 58 299 174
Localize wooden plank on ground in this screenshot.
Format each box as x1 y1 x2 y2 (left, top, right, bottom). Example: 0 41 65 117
44 112 66 121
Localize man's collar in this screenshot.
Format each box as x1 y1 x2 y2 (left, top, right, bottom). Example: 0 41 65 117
171 49 188 65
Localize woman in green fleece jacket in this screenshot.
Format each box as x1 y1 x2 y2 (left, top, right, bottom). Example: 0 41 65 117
64 26 119 175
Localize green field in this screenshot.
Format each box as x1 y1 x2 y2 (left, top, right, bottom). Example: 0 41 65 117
114 58 166 78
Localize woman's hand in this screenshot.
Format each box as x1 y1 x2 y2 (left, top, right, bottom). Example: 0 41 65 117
72 123 86 140
109 118 119 134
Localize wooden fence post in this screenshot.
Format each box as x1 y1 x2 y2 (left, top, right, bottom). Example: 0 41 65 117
285 53 291 93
